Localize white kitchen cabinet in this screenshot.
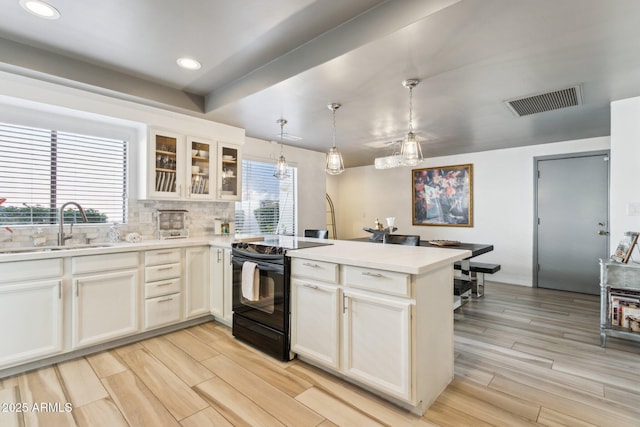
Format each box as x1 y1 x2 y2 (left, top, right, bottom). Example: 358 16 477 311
185 246 210 318
148 128 185 199
144 248 182 329
216 142 242 201
342 289 413 401
187 136 216 200
0 278 62 369
210 247 232 326
72 269 139 348
146 128 241 201
291 278 340 369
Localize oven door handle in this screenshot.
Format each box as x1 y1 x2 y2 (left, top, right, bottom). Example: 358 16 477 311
232 258 284 274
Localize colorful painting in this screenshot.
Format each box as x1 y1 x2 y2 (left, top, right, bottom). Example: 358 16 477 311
412 164 473 227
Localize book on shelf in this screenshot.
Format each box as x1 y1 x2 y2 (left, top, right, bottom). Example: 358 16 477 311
609 288 640 326
612 231 639 263
621 304 640 329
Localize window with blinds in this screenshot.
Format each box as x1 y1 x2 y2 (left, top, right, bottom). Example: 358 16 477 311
0 122 127 225
234 159 296 235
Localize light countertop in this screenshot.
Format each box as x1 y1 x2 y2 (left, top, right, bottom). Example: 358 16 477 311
287 238 471 275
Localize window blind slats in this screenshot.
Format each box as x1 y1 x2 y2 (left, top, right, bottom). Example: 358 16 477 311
0 123 127 225
234 160 296 235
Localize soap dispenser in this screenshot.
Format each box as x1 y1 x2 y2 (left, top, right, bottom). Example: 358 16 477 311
107 223 121 243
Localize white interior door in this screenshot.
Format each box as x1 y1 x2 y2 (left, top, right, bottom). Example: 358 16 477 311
535 152 609 294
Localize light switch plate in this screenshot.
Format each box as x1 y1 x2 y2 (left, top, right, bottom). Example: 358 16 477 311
627 202 640 216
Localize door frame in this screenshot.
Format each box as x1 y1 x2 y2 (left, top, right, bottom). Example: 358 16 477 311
532 150 610 288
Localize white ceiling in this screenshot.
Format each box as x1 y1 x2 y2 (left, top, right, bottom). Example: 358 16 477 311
1 0 640 167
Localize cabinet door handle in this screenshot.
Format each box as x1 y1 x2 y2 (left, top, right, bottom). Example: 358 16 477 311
303 262 320 268
362 271 383 278
303 283 319 290
155 251 173 255
158 267 174 271
158 297 173 303
342 294 347 314
217 249 222 262
156 282 172 287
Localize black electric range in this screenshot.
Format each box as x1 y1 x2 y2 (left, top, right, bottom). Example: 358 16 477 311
230 238 332 360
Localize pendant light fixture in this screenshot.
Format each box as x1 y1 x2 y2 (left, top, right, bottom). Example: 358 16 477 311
325 103 345 175
273 118 290 179
400 79 424 166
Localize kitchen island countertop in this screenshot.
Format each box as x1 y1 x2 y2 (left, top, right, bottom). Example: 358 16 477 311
287 238 471 275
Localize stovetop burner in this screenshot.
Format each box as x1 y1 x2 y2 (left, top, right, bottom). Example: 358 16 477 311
232 238 332 256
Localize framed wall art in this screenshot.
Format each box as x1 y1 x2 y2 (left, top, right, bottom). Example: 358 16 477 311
412 164 473 227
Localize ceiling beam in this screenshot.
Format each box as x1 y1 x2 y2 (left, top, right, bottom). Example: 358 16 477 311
204 0 461 113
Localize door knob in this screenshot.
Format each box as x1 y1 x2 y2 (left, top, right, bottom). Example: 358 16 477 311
597 230 609 236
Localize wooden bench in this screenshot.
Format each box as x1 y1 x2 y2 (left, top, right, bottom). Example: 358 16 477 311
454 261 501 298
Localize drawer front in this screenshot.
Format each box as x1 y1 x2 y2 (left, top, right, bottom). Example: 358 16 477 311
0 258 62 283
145 249 181 266
291 258 339 283
145 293 182 329
145 263 181 283
343 265 410 297
145 277 182 298
72 252 138 275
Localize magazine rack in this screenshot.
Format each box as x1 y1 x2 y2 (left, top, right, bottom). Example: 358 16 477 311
599 259 640 347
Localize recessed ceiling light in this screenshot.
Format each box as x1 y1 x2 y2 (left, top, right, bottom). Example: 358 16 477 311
19 0 60 20
176 57 201 70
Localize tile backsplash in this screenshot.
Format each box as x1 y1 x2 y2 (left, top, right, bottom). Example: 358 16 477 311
0 199 234 249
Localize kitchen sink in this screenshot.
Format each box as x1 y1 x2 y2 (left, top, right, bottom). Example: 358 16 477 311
0 243 115 254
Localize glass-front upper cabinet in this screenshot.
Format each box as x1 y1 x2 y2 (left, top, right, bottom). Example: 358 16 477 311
149 129 184 199
217 142 242 201
187 137 215 200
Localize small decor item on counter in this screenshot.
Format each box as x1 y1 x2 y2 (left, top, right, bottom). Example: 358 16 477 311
374 218 383 231
32 228 47 246
108 223 121 243
612 231 639 263
125 232 142 243
386 217 396 228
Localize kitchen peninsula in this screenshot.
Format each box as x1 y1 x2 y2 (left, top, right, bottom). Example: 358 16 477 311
287 239 470 415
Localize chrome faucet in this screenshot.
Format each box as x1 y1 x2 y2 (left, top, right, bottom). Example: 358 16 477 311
58 202 88 246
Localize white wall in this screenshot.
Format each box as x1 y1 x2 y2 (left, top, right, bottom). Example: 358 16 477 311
328 136 611 286
610 96 640 255
243 137 327 236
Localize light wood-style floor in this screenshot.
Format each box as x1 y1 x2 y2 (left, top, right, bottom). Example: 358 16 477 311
1 282 640 426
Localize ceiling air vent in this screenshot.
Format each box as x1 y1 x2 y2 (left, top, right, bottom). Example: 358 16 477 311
505 85 582 117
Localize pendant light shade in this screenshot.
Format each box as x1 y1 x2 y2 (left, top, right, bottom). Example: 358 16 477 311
273 119 290 180
325 103 345 175
400 79 423 166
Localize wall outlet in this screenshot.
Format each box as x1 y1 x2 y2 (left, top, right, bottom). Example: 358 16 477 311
140 211 153 223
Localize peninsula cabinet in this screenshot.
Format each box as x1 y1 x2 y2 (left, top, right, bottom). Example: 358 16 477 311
291 260 414 402
291 277 341 369
342 289 412 401
289 251 457 415
0 259 63 369
71 252 139 348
